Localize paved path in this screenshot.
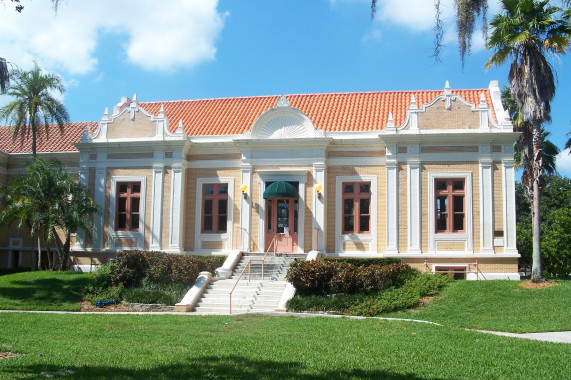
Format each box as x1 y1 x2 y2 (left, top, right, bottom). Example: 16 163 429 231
2 310 570 344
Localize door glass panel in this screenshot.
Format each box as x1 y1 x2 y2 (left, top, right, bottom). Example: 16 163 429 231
117 214 126 229
344 183 354 193
203 185 214 195
360 198 370 215
132 184 141 193
453 181 464 191
453 196 464 212
218 185 228 194
131 214 139 230
277 200 289 233
294 200 298 234
453 214 465 231
360 183 370 193
436 181 447 191
344 216 354 233
118 198 126 212
203 216 212 231
436 196 448 231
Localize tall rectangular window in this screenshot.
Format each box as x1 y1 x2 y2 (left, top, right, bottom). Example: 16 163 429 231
435 179 465 233
116 182 141 231
342 182 371 234
202 183 228 233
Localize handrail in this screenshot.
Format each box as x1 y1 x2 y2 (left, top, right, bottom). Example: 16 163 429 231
229 235 278 314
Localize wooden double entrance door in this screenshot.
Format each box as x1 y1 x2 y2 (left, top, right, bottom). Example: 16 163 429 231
265 198 298 253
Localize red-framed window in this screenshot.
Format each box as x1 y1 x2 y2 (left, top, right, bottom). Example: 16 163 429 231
435 179 465 233
202 183 228 233
116 182 141 232
342 182 371 234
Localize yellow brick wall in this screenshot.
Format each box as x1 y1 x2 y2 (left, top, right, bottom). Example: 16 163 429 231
105 113 156 139
403 257 518 274
343 242 370 251
436 241 466 251
114 238 138 248
201 241 225 250
421 162 480 253
493 161 504 232
183 168 241 252
327 150 385 158
417 101 481 130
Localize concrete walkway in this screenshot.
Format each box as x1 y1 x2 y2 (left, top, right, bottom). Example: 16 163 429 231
2 309 570 344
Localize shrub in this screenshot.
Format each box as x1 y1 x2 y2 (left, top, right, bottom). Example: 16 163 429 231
286 293 368 313
123 288 178 305
286 260 410 296
323 257 401 267
83 284 124 305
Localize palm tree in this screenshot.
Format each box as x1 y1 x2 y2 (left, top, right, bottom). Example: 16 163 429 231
0 157 100 270
486 0 571 282
0 62 69 155
0 57 8 94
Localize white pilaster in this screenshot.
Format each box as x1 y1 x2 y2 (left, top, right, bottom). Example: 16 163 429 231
92 157 107 250
313 163 326 252
479 158 494 253
386 144 398 253
240 164 252 251
503 159 517 254
74 154 89 249
169 164 185 252
407 158 421 253
149 156 164 250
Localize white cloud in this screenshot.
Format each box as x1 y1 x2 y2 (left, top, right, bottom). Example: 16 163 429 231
374 0 456 32
0 0 226 74
556 149 571 177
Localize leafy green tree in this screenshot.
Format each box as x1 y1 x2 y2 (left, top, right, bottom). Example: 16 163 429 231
541 208 571 277
0 62 69 155
0 157 99 270
486 0 571 282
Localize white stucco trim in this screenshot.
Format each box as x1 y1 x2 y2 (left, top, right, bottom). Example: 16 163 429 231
194 177 235 253
335 175 378 254
168 165 185 252
256 171 307 253
109 176 147 250
149 158 165 250
479 157 494 253
502 159 518 254
428 172 473 253
407 160 421 252
92 162 107 249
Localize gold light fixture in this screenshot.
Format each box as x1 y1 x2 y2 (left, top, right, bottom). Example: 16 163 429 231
240 184 248 199
314 184 323 199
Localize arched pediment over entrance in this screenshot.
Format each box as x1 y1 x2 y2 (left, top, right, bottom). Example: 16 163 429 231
247 96 323 139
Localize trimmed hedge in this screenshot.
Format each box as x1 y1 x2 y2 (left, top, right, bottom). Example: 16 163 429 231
286 259 411 296
110 250 225 288
323 257 401 267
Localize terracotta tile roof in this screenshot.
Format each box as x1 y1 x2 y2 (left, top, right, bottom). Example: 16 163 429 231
0 122 98 154
139 89 496 136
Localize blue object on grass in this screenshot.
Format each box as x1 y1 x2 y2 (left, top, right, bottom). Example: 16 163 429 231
94 300 117 308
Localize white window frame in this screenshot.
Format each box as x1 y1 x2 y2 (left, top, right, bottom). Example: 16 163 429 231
109 176 147 250
194 177 234 252
335 175 377 254
428 172 473 253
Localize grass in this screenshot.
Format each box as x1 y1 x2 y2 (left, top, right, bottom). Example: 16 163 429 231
0 271 89 311
0 313 570 379
383 279 571 333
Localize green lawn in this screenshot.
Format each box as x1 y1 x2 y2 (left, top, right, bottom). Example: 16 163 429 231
0 313 569 379
0 271 89 311
383 279 571 333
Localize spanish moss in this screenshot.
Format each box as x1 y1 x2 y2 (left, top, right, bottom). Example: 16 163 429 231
455 0 488 67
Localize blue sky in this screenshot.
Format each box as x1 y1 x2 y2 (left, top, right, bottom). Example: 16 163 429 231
1 0 570 175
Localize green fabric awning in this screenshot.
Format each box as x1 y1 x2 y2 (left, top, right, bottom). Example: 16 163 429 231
263 181 299 199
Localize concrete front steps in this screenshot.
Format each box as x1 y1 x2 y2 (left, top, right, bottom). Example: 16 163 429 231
192 252 305 314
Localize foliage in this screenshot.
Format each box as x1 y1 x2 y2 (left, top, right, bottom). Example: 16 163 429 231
123 288 178 305
286 259 410 296
110 250 224 288
0 157 99 270
286 293 369 313
0 62 69 155
322 257 400 267
346 272 451 316
541 208 571 277
83 284 124 305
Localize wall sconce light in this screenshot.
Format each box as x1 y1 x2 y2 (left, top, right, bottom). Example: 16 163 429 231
314 184 323 199
240 184 248 199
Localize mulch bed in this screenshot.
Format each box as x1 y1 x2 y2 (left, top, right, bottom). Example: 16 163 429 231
519 280 560 289
0 352 19 360
80 301 143 312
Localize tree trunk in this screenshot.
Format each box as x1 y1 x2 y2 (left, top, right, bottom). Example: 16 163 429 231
530 122 544 283
62 232 72 271
42 233 52 270
30 235 37 271
52 227 65 270
37 234 42 270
